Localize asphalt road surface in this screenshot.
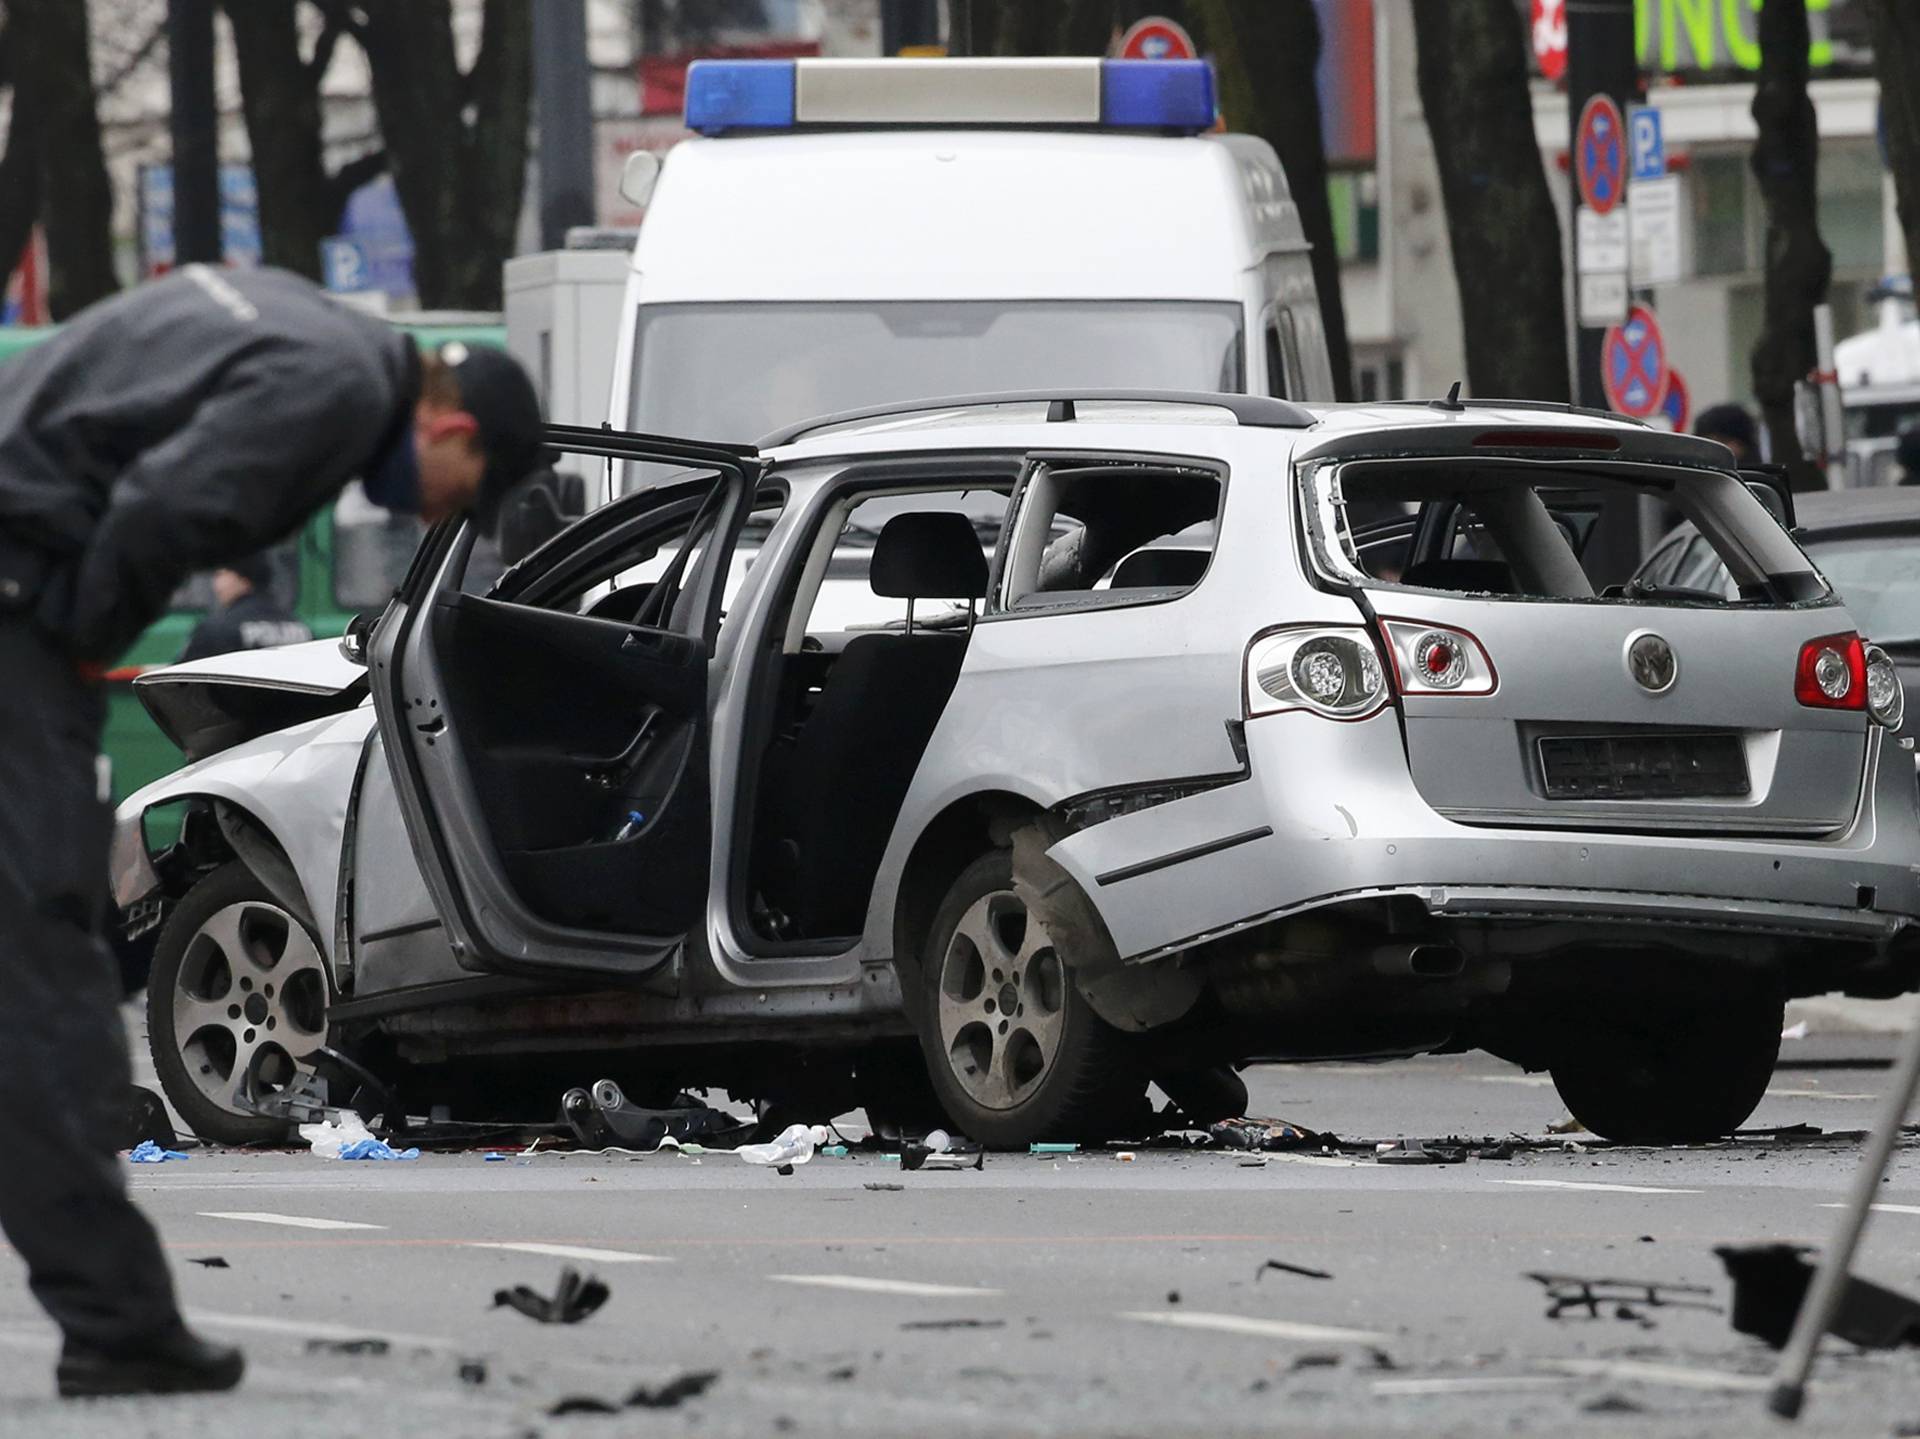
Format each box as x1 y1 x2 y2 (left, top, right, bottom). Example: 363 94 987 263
6 1043 1920 1438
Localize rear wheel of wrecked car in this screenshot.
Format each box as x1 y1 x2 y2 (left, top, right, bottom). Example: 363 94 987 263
148 862 331 1145
1547 991 1784 1145
918 851 1134 1148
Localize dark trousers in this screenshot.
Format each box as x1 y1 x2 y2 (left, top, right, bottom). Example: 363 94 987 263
0 616 179 1348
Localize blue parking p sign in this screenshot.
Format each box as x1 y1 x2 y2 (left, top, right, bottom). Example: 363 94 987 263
1629 106 1664 183
320 236 369 293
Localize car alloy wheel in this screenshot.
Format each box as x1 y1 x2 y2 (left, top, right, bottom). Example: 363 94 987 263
149 862 331 1144
935 888 1069 1111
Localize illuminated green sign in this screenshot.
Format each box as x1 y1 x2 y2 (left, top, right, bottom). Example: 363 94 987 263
1634 0 1863 73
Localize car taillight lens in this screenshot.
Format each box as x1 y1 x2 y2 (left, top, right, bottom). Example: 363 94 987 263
1379 619 1498 696
1865 643 1905 729
1246 627 1388 720
1794 632 1867 711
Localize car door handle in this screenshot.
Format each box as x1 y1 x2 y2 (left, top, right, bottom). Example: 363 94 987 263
577 710 663 789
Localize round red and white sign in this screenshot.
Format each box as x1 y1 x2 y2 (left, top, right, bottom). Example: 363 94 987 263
1118 16 1197 62
1532 0 1568 83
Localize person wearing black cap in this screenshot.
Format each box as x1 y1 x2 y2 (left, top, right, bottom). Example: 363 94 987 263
175 554 312 665
0 264 543 1398
1694 402 1761 466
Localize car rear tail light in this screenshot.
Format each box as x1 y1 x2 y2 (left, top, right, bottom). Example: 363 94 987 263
1865 643 1905 729
1245 626 1388 720
1794 633 1867 711
1379 620 1498 697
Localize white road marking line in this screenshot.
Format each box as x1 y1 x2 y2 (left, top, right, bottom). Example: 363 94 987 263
197 1211 386 1231
1120 1310 1388 1344
1546 1358 1769 1392
187 1310 454 1350
1496 1179 1701 1195
1765 1087 1879 1101
1477 1074 1556 1087
1373 1376 1574 1396
467 1242 668 1264
1820 1202 1920 1217
768 1274 1000 1299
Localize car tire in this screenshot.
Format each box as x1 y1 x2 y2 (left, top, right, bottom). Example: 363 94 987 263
917 851 1136 1148
1547 991 1784 1144
147 862 332 1146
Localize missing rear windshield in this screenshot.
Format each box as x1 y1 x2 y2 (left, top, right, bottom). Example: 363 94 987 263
1305 459 1827 607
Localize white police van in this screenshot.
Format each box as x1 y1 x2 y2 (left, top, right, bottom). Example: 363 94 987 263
606 57 1338 445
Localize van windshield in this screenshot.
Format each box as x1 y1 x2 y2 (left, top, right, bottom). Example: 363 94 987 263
629 300 1245 442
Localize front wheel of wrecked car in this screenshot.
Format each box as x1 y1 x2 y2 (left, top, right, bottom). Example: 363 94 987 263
918 851 1135 1149
147 862 332 1145
1546 991 1784 1145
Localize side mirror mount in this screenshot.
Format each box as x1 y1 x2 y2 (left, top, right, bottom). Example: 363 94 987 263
339 609 377 667
1740 466 1796 531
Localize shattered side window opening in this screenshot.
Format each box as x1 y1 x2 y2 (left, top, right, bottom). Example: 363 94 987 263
1309 458 1829 609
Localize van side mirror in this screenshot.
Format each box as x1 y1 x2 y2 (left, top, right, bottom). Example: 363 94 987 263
1741 467 1796 531
339 609 377 667
619 151 661 208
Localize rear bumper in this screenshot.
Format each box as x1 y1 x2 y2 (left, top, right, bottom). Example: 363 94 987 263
1048 710 1920 962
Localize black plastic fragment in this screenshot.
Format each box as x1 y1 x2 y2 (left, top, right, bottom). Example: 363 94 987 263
1258 1259 1334 1282
458 1358 488 1385
1528 1271 1717 1322
123 1086 179 1151
188 1256 229 1269
548 1395 621 1416
626 1371 719 1409
493 1266 610 1325
1717 1243 1920 1350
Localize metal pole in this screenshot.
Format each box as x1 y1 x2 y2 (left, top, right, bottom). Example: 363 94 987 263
947 0 973 57
882 0 942 55
1767 1002 1920 1418
1564 0 1638 584
166 0 221 266
534 0 596 250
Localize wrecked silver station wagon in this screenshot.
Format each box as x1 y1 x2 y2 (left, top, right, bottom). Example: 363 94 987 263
111 393 1920 1148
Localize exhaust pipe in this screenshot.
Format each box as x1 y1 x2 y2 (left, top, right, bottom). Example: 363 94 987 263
1371 942 1466 980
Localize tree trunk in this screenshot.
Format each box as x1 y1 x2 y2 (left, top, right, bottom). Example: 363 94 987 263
1411 0 1569 402
10 0 117 318
1750 0 1831 484
1192 0 1355 400
356 0 530 310
0 21 41 297
223 1 329 280
1867 1 1920 287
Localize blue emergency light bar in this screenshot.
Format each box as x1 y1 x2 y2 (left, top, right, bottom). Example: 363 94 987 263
684 58 1217 136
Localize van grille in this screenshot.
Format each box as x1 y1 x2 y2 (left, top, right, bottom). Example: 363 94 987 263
1537 733 1750 802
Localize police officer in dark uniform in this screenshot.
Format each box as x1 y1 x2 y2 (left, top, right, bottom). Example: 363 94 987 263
175 554 312 665
0 264 543 1397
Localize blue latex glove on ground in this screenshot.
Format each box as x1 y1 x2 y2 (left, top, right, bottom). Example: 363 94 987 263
129 1140 189 1163
336 1138 420 1161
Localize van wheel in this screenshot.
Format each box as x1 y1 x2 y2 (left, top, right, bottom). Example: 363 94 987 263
1547 993 1783 1145
918 851 1137 1148
147 863 332 1146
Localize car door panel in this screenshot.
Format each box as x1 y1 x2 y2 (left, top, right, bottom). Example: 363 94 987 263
370 425 761 982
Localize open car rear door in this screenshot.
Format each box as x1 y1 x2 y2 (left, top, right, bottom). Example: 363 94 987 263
369 424 763 981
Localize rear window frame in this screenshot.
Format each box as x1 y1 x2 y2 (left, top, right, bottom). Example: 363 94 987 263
1298 454 1832 610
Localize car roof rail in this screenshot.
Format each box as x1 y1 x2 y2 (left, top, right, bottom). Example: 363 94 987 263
1370 395 1649 427
759 390 1318 448
543 421 760 466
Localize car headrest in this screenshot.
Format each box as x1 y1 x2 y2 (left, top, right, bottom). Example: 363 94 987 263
1110 547 1209 590
869 512 990 600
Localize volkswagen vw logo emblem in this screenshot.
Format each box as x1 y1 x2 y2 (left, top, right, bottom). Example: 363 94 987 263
1627 633 1678 694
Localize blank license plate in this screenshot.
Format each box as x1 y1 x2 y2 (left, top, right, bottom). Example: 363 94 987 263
1538 733 1750 801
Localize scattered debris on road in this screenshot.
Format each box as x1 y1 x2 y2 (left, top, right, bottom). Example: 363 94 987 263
305 1337 390 1356
1030 1142 1078 1155
1717 1243 1920 1349
128 1139 188 1163
187 1256 229 1269
1258 1260 1334 1282
900 1319 1006 1331
901 1129 983 1170
1528 1272 1718 1323
1206 1117 1335 1152
493 1267 611 1325
626 1371 719 1409
863 1182 904 1192
560 1081 752 1151
457 1358 488 1385
739 1122 832 1167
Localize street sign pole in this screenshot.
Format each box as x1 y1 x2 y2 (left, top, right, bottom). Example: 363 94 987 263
1566 0 1638 583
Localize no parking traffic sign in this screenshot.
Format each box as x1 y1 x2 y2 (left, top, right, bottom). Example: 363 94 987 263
1118 17 1196 61
1576 95 1627 216
1602 304 1669 419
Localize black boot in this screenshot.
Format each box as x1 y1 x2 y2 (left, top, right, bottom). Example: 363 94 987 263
57 1324 245 1398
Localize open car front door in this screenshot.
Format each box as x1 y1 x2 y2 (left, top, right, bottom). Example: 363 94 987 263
369 424 763 981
